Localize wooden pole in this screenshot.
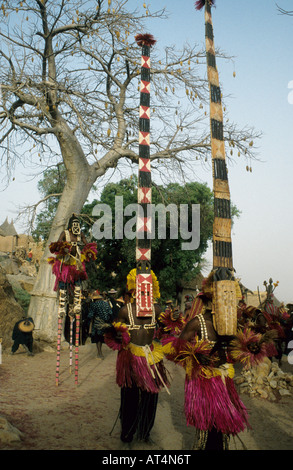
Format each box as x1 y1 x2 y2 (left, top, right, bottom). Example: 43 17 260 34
134 33 156 318
69 317 73 374
55 316 62 386
74 313 80 385
202 0 234 271
197 0 237 335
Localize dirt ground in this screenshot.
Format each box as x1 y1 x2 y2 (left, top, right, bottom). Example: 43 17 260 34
1 341 293 452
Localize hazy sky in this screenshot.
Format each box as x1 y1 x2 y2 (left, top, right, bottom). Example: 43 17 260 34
1 0 293 303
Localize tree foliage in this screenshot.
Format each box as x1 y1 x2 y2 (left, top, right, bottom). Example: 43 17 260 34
82 177 217 300
32 167 240 299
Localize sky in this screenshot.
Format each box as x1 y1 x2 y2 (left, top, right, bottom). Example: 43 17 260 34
0 0 293 303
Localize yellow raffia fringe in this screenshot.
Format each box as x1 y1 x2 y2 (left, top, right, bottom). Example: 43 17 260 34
127 268 160 300
162 341 175 356
185 359 234 380
181 340 214 379
112 321 128 330
128 341 164 365
47 255 77 266
163 338 235 380
213 363 235 379
112 321 131 341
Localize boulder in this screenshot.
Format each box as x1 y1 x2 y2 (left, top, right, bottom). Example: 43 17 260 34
20 280 34 293
0 258 21 275
7 273 35 293
19 260 38 277
0 416 23 444
279 388 291 397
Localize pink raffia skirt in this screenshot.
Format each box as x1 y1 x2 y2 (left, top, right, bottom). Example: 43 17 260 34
115 342 170 394
48 241 97 291
50 259 87 291
184 373 250 435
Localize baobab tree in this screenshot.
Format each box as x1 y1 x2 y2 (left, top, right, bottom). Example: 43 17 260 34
0 0 258 341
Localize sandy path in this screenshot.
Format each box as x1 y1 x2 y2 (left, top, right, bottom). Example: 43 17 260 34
0 342 292 451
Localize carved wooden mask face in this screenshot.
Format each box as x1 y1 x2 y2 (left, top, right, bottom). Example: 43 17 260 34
71 220 81 235
136 273 153 317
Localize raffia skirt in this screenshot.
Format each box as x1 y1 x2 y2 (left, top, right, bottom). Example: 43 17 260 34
184 365 250 435
116 341 170 394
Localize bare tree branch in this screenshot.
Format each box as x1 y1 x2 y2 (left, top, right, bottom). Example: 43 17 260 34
0 0 260 230
276 4 293 16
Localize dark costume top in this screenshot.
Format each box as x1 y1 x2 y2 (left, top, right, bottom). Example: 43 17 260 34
88 300 113 338
12 317 34 349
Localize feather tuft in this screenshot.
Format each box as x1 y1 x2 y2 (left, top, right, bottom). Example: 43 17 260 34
135 33 156 47
195 0 215 11
229 328 277 369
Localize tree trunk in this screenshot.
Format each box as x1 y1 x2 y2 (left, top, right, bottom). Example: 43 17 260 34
28 122 96 342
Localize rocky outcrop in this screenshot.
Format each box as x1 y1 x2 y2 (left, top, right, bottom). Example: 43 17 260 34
0 257 21 275
0 416 23 444
0 255 58 347
7 273 35 294
0 266 25 350
235 358 293 401
0 254 37 283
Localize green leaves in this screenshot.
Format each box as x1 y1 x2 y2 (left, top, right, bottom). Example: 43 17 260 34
84 177 215 299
